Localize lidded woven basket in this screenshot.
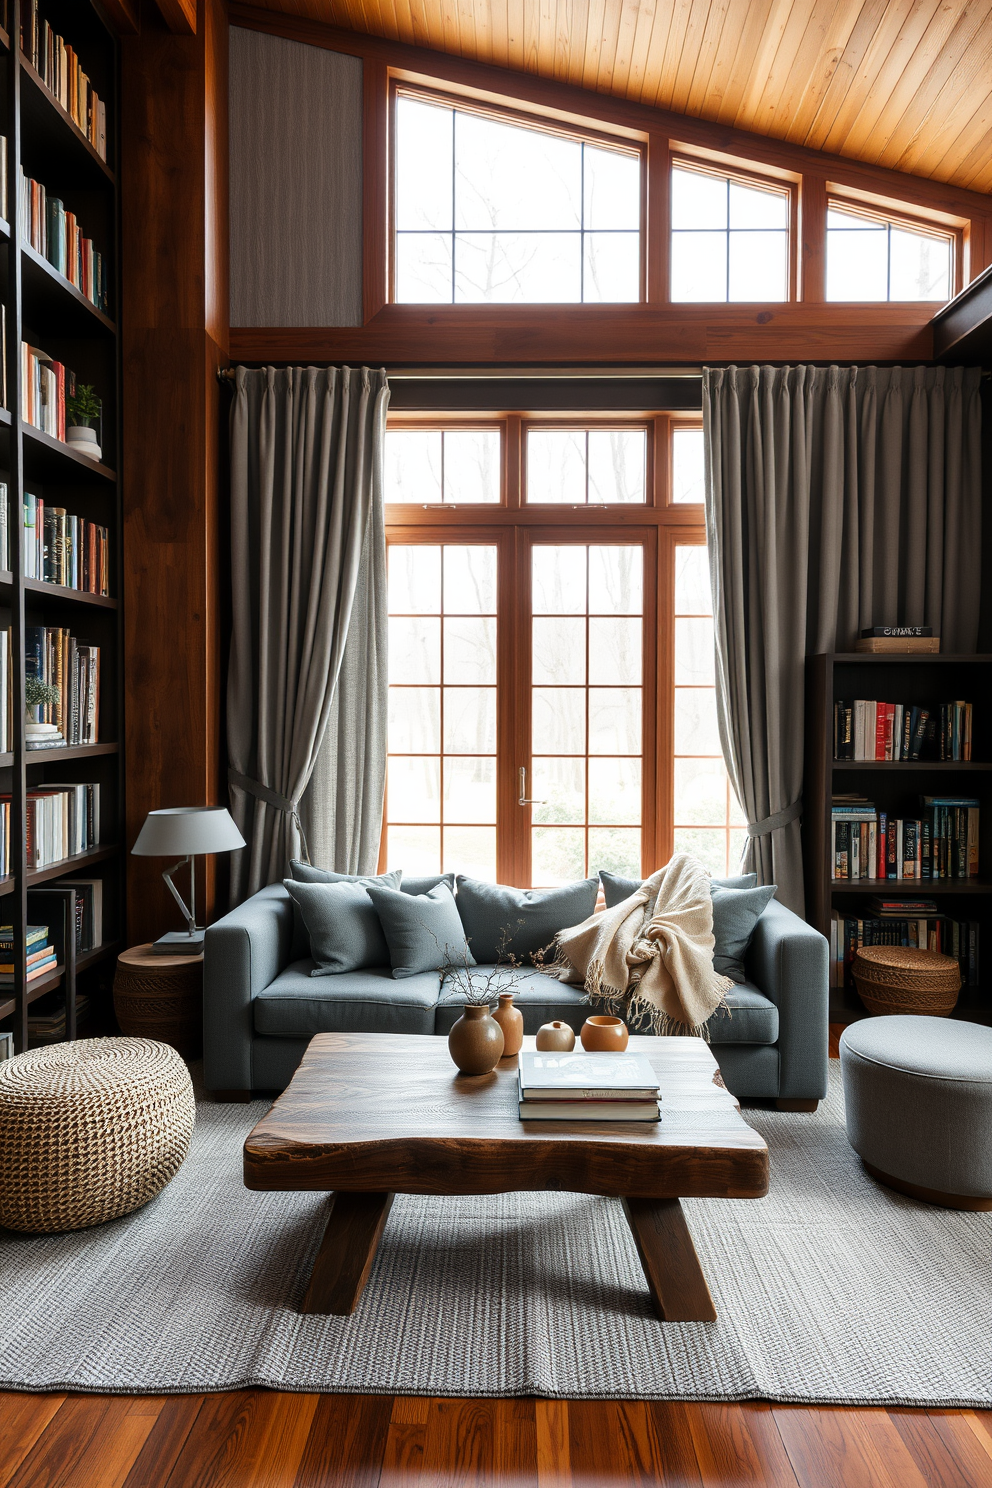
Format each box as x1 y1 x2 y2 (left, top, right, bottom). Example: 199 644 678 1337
852 944 961 1018
0 1037 195 1233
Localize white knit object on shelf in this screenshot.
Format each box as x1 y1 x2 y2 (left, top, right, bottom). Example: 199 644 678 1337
0 1037 195 1233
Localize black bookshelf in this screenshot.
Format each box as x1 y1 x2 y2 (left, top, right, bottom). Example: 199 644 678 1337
0 0 123 1053
805 653 992 1029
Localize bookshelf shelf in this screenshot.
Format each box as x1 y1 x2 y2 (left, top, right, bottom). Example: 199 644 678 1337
805 653 992 1029
18 54 114 187
21 240 116 336
22 423 116 482
1 3 123 1052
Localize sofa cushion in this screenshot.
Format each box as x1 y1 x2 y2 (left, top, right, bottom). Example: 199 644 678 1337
705 982 779 1044
283 874 401 975
599 869 757 907
288 862 454 898
435 965 589 1036
711 883 776 983
367 881 474 979
254 960 441 1037
455 876 598 964
286 864 403 960
434 966 778 1044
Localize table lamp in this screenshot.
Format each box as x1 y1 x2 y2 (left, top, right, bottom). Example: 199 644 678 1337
131 806 246 954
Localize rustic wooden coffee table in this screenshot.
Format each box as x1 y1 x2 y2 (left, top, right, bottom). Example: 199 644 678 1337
243 1031 768 1321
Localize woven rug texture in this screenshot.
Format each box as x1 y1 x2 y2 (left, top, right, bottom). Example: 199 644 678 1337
0 1063 988 1404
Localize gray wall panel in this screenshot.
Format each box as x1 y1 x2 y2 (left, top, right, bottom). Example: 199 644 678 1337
230 28 363 328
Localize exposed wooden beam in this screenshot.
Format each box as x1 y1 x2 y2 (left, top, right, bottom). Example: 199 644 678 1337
99 0 140 33
230 303 936 368
932 264 992 363
154 0 197 35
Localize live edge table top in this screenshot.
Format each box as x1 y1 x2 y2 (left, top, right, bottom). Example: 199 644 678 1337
243 1032 769 1202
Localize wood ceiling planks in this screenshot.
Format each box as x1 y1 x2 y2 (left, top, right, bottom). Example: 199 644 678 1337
244 0 992 191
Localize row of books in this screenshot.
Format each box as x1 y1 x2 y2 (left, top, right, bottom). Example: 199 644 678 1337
831 901 980 991
831 796 979 880
833 699 973 761
0 923 56 987
12 783 101 869
19 170 109 313
21 342 70 440
21 3 108 161
517 1050 660 1122
21 493 111 595
0 798 9 873
27 626 100 747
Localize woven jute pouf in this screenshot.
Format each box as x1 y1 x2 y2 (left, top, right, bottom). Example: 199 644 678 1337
852 944 961 1017
0 1037 195 1233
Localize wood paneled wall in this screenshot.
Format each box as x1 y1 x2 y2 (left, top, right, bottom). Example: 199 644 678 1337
121 0 229 945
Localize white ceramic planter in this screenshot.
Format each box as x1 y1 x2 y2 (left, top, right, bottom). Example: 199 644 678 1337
67 425 102 461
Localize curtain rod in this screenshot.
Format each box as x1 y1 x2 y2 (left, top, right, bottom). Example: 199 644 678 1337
217 366 704 382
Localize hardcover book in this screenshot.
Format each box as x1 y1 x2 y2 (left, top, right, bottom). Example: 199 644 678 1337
518 1050 659 1100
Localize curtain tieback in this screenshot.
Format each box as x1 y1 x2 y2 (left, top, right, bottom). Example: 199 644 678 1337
747 798 802 838
228 769 311 863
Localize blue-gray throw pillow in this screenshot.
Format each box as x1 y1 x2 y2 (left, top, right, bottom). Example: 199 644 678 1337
455 875 598 964
599 869 757 909
283 872 401 976
710 882 776 983
400 872 456 897
366 881 474 979
289 861 403 887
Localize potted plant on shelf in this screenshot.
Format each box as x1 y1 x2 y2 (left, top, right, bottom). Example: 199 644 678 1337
24 677 64 750
66 385 102 462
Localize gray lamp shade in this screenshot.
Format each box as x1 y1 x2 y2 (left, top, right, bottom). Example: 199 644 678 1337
131 807 246 857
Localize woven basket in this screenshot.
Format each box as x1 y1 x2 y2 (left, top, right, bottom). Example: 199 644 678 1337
114 947 203 1058
0 1037 195 1233
852 944 961 1017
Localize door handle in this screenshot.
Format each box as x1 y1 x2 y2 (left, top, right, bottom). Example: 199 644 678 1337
518 766 545 806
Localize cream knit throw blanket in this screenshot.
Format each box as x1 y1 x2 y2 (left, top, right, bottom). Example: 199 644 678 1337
550 853 733 1036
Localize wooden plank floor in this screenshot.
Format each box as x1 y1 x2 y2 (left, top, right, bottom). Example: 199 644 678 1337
4 1028 990 1488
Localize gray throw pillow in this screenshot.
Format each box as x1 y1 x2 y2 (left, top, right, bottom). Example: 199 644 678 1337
455 875 598 964
289 861 403 887
283 872 401 976
710 882 776 983
599 869 757 908
400 872 456 897
366 881 474 979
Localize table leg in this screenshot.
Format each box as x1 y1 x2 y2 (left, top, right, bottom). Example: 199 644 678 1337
302 1191 395 1315
621 1196 717 1322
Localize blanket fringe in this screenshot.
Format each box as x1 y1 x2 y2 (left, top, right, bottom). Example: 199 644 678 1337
577 956 734 1041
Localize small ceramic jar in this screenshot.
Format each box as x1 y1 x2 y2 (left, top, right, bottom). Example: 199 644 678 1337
580 1015 629 1052
492 992 524 1057
447 1004 504 1075
535 1020 576 1052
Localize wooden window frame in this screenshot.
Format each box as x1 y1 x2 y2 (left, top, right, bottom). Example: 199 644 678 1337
520 417 655 509
825 192 964 301
382 412 706 885
669 154 800 304
389 80 649 308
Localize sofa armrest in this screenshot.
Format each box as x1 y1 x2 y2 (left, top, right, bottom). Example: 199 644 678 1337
203 884 295 1092
744 897 829 1101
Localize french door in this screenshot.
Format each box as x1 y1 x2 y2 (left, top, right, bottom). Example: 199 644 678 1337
382 526 661 886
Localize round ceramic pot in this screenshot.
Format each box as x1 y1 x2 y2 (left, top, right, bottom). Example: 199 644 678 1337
492 992 524 1057
535 1020 576 1052
447 1004 504 1075
67 426 102 461
580 1015 629 1053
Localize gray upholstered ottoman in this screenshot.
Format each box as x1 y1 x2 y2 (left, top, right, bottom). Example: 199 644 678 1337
839 1016 992 1211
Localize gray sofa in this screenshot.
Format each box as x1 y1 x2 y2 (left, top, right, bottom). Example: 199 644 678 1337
203 880 829 1108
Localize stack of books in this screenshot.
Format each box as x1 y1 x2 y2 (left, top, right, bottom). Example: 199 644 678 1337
833 698 972 760
517 1049 660 1121
21 3 108 160
0 924 57 990
854 626 940 654
29 994 90 1044
831 794 979 880
19 170 109 312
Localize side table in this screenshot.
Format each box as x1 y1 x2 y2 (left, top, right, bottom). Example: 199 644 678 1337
113 945 203 1059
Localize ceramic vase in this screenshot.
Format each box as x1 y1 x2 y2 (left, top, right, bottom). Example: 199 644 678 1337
535 1020 575 1052
492 992 524 1057
67 426 102 462
448 1004 504 1075
580 1015 629 1052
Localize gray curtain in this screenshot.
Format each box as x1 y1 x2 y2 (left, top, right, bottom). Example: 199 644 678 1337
703 363 982 915
227 365 390 902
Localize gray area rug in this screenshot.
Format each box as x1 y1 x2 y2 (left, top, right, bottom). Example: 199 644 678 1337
0 1064 989 1405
